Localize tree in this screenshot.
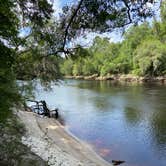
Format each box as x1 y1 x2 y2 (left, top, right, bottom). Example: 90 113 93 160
160 0 166 23
60 4 166 77
0 42 20 120
152 1 166 43
134 39 166 76
82 58 96 75
58 0 159 53
60 59 74 75
124 22 152 49
0 0 54 119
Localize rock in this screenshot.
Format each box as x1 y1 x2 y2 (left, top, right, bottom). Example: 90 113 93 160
112 160 125 165
65 74 166 84
75 76 84 79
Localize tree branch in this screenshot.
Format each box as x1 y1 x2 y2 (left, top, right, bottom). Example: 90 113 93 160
123 0 132 23
14 33 32 52
62 0 84 51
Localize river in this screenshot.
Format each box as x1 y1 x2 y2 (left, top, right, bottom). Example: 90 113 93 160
34 79 166 166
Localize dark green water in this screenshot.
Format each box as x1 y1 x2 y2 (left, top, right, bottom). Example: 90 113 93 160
35 80 166 166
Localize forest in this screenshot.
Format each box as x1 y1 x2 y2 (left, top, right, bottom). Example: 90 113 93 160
60 13 166 77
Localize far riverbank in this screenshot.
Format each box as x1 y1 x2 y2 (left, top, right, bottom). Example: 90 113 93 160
64 74 166 84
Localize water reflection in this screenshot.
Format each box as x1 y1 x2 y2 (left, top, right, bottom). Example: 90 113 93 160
35 80 166 166
151 110 166 152
124 106 141 125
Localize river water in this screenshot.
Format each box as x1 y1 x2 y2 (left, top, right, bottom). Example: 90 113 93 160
34 79 166 166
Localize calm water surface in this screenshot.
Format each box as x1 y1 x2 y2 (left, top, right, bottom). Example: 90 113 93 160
35 80 166 166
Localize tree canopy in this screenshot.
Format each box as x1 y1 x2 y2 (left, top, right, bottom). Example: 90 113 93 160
60 12 166 77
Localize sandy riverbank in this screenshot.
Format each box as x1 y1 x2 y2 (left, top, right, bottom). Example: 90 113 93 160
17 110 112 166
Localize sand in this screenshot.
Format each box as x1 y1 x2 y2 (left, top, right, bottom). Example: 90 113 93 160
17 111 112 166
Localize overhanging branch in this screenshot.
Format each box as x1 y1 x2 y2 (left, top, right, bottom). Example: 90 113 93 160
62 0 84 51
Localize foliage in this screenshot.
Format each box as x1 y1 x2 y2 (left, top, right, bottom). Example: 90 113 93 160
134 40 166 76
160 0 166 23
0 0 53 120
82 58 96 75
0 42 20 120
60 59 74 76
14 52 62 82
59 0 159 50
61 14 166 77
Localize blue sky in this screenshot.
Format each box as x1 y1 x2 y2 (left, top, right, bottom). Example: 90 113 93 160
51 0 75 14
60 0 75 6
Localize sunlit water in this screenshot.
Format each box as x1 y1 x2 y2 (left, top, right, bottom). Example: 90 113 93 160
34 80 166 166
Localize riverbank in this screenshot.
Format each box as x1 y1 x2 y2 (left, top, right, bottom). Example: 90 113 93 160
65 74 166 83
17 110 112 166
0 112 47 166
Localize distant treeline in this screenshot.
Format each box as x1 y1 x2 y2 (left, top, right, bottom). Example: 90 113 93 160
60 14 166 77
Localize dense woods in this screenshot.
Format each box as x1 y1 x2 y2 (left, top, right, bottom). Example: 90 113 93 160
60 7 166 77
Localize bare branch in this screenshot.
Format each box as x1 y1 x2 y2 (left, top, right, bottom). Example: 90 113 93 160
123 0 132 23
62 0 84 50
